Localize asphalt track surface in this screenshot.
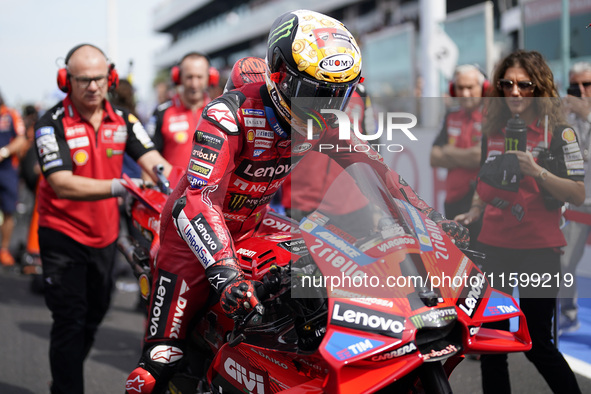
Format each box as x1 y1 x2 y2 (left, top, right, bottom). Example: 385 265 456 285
1 265 591 394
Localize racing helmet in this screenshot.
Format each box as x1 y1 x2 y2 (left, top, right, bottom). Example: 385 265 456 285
265 10 362 125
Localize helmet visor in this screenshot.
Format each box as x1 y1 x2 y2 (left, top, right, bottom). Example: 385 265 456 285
276 60 359 114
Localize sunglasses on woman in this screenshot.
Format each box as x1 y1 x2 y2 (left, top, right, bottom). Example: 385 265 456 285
497 79 535 92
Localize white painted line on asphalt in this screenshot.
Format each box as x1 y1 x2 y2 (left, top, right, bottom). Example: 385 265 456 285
565 355 591 380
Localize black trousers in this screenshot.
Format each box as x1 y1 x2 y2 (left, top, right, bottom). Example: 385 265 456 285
39 227 116 394
478 245 581 394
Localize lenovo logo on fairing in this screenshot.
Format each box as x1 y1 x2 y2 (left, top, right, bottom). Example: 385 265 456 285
457 272 486 318
331 302 405 338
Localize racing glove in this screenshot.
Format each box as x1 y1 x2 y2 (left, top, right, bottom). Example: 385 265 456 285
424 208 470 249
206 260 264 318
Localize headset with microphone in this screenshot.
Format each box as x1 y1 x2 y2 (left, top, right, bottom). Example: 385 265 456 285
56 43 119 94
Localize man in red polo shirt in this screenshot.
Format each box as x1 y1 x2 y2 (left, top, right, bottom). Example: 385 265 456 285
35 43 171 394
430 64 486 247
147 52 212 172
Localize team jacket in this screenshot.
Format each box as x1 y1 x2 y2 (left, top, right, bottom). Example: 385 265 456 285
35 97 155 248
432 107 483 203
0 104 25 171
146 94 210 170
166 82 432 271
478 120 585 249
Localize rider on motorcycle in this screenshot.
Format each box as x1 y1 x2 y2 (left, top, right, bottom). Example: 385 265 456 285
126 9 469 393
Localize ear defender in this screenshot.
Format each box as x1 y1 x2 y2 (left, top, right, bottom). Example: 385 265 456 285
57 67 70 93
56 43 118 93
171 65 181 86
170 52 213 86
449 65 490 97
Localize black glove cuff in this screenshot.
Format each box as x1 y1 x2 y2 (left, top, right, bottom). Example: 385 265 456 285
206 261 244 294
425 207 445 223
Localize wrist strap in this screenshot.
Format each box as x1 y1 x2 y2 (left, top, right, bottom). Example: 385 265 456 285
206 262 244 294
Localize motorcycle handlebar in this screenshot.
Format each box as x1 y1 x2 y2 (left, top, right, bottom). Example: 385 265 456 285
152 164 171 195
229 266 286 346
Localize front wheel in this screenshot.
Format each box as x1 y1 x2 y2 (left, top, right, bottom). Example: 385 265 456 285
417 362 453 394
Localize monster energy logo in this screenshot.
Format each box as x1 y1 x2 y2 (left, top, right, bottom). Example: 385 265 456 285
410 315 425 329
268 16 296 46
229 193 249 211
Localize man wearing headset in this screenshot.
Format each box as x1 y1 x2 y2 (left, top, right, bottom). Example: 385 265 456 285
430 64 487 247
146 52 213 171
34 43 171 394
126 10 470 393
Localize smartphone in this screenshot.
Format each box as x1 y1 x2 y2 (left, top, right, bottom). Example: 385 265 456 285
567 85 582 97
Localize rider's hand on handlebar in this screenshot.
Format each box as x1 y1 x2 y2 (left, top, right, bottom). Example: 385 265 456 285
220 279 265 318
424 207 470 249
438 219 470 249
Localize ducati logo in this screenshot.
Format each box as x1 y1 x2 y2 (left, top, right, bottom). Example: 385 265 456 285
229 193 249 211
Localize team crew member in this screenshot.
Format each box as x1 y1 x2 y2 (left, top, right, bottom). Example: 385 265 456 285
430 64 486 247
558 61 591 334
0 93 27 266
456 50 583 394
126 10 469 393
147 52 212 170
35 43 171 394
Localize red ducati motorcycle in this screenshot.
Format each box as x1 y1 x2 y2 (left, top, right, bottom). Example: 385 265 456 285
119 162 531 394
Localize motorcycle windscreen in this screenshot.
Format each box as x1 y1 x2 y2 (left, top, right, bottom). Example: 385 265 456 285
297 162 531 353
298 162 451 303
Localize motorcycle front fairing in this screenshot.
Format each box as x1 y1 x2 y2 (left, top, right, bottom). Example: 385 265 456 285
205 163 531 394
297 163 531 393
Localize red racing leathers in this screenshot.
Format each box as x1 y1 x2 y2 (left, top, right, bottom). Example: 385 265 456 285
127 81 465 393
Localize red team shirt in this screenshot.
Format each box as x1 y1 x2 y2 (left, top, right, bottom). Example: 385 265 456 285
432 107 483 204
478 120 584 249
34 97 156 248
147 94 211 169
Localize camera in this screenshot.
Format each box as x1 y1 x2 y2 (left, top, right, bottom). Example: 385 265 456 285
537 149 566 210
567 85 582 97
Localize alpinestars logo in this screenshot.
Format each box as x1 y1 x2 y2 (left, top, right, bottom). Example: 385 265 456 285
150 345 184 364
126 375 145 393
205 102 238 133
